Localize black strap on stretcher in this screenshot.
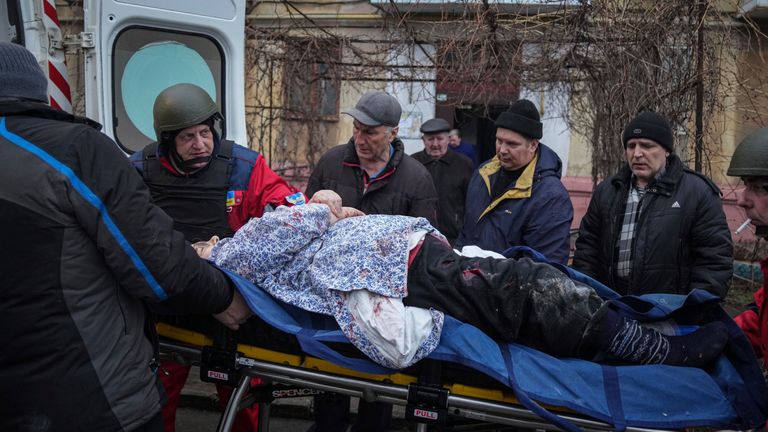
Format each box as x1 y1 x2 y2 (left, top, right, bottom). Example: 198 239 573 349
405 360 450 426
200 325 325 400
200 324 242 387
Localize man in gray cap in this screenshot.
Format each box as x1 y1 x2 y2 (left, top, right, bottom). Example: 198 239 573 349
0 41 250 432
412 118 474 244
457 99 573 264
572 111 732 298
306 91 437 431
306 90 437 223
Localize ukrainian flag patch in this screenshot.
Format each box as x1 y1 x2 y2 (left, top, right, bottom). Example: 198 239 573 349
226 190 236 207
286 192 306 205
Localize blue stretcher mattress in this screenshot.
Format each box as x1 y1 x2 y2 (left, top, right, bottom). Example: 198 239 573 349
221 256 768 431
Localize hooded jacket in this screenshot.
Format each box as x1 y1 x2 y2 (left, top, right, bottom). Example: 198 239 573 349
0 101 234 432
306 137 437 223
457 144 573 264
572 154 733 297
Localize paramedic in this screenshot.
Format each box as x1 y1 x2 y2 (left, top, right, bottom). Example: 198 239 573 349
130 83 302 432
196 202 729 369
305 90 438 431
0 41 250 432
731 127 768 378
457 99 573 264
572 112 732 297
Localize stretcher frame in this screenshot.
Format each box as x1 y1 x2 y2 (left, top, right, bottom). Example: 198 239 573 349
158 324 674 432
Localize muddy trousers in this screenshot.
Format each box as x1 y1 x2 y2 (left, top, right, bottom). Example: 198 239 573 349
403 235 605 357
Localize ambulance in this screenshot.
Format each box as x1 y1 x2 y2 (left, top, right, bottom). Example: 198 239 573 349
1 0 248 153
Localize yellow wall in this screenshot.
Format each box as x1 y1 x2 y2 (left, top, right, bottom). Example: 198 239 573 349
54 0 768 187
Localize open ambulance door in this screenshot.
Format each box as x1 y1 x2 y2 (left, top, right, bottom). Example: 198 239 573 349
2 0 72 112
83 0 247 153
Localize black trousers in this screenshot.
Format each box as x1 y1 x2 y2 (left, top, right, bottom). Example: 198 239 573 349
133 412 163 432
313 393 392 432
313 235 604 431
403 235 604 357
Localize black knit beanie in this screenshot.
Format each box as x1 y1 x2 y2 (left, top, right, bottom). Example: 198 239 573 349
622 112 674 153
0 42 48 103
494 99 543 139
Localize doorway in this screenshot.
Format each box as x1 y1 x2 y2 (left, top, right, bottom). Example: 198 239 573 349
442 104 508 165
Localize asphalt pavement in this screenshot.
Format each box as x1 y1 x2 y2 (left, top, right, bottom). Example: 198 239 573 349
176 405 313 432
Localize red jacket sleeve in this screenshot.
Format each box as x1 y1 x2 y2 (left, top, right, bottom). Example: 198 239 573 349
735 286 764 359
228 154 300 231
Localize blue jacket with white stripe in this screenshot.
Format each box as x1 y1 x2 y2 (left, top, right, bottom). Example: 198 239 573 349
0 101 234 432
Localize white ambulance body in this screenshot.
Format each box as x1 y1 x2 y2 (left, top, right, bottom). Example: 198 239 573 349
1 0 247 153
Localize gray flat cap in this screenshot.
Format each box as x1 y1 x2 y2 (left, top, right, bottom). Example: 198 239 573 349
420 118 451 134
343 91 401 127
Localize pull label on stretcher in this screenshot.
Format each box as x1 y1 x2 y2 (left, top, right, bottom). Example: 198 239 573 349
200 346 242 387
405 384 449 425
412 408 440 421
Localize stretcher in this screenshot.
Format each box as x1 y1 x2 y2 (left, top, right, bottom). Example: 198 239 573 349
157 266 768 432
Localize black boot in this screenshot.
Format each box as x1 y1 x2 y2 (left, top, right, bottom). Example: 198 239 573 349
581 305 728 368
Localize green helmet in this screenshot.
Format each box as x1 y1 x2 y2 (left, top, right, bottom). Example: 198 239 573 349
728 127 768 177
152 83 222 142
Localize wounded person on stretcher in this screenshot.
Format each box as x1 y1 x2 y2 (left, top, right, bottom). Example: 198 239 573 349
191 203 727 370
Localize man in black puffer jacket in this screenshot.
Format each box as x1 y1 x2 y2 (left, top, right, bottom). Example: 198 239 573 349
573 112 732 298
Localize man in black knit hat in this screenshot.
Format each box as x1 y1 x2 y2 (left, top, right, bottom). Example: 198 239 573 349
573 111 733 298
457 99 574 264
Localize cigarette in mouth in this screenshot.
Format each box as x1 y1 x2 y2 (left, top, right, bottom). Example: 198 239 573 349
735 218 752 235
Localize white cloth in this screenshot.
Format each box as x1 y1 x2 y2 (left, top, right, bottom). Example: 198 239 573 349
211 205 444 369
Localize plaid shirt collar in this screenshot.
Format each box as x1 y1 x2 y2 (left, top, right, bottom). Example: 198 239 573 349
614 165 667 281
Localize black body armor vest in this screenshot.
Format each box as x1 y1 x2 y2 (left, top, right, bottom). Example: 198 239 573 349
143 140 236 242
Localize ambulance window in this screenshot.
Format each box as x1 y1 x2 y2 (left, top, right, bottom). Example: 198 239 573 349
112 27 223 153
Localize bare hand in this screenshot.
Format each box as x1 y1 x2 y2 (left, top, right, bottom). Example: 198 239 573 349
191 235 219 259
309 189 343 220
341 207 365 219
213 290 251 330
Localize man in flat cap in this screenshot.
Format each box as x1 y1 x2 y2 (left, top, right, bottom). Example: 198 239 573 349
457 99 573 264
306 90 437 224
573 111 732 298
412 118 474 245
305 91 437 431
